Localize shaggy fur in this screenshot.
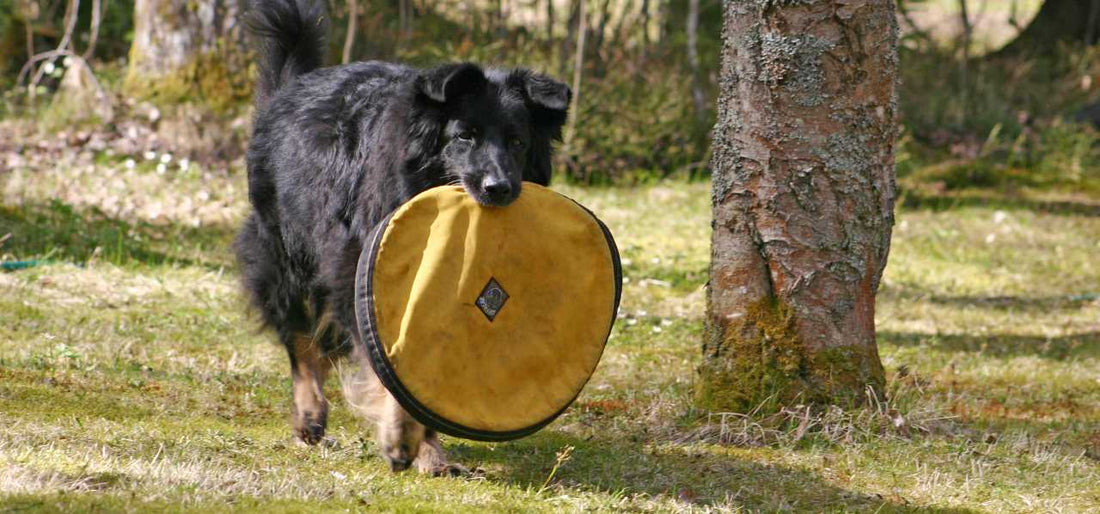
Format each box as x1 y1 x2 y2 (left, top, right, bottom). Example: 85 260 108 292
234 0 570 473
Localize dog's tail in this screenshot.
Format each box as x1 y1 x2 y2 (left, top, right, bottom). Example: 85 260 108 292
246 0 328 107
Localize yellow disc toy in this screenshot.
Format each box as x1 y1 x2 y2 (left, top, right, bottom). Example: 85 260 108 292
354 183 621 441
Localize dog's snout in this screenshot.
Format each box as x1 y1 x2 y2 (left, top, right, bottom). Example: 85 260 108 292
482 175 512 201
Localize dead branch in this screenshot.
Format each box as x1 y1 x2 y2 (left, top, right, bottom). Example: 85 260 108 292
26 0 80 99
55 0 79 52
343 0 358 64
82 0 102 61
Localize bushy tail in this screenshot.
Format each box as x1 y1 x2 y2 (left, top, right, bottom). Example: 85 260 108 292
246 0 328 107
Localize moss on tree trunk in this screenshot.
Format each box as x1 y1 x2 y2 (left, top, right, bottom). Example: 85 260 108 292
697 0 898 413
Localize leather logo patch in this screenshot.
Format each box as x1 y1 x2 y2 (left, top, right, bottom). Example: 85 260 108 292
476 277 509 322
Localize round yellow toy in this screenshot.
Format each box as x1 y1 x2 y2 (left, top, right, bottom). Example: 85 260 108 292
354 183 622 441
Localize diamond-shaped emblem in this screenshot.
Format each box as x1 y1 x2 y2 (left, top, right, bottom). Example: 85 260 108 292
476 277 509 322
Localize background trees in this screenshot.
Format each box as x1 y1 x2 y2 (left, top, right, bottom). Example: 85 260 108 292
124 0 250 111
2 0 1095 184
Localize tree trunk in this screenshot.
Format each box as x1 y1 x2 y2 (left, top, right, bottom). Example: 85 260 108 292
546 0 554 43
686 0 704 122
956 0 971 124
564 0 586 151
591 0 611 68
124 0 250 111
559 0 579 77
658 0 669 44
400 0 413 39
994 0 1100 57
696 0 897 412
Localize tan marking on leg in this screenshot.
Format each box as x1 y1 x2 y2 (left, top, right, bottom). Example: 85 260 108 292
339 344 387 422
291 334 332 445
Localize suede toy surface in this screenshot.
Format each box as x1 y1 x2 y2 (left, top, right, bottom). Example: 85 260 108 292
355 183 622 441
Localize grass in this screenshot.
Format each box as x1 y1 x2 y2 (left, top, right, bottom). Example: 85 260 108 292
1 163 1099 512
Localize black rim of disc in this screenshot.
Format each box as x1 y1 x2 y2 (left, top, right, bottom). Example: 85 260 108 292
353 190 622 442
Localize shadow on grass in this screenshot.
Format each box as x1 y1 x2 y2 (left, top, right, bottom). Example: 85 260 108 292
899 189 1100 217
879 331 1100 360
882 289 1098 312
0 200 237 269
450 431 975 512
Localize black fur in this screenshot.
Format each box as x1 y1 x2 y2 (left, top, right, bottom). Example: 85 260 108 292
235 0 571 364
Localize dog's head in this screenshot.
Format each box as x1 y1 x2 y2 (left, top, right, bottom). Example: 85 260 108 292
416 63 571 207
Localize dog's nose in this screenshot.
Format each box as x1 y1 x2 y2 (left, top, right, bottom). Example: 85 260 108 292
482 176 512 201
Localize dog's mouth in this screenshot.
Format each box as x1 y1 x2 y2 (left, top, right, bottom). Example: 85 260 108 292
464 177 520 207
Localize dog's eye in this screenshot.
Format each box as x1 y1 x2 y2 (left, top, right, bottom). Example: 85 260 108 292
509 137 525 149
456 128 477 142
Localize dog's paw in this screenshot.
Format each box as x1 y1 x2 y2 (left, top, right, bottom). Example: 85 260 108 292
293 435 338 449
293 421 327 446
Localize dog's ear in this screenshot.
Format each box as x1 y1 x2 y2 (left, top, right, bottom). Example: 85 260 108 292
522 73 571 114
517 72 571 132
418 63 488 104
507 70 571 185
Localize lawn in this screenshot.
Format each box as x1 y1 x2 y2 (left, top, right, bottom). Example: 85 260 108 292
1 162 1098 512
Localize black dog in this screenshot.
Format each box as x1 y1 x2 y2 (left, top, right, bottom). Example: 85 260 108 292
234 0 570 473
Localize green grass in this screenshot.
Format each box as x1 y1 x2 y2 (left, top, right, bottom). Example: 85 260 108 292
1 167 1099 512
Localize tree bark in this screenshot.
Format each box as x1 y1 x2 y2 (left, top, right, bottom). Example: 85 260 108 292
697 0 897 412
994 0 1100 57
124 0 250 111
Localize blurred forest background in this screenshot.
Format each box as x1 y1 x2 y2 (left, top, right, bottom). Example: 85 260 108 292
1 0 1098 190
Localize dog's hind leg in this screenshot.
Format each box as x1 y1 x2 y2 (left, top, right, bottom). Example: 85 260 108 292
341 345 457 474
288 334 332 445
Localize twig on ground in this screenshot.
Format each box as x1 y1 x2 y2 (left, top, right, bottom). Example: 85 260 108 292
536 445 574 496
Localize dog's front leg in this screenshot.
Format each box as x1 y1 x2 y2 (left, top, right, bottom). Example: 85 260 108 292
289 335 331 445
